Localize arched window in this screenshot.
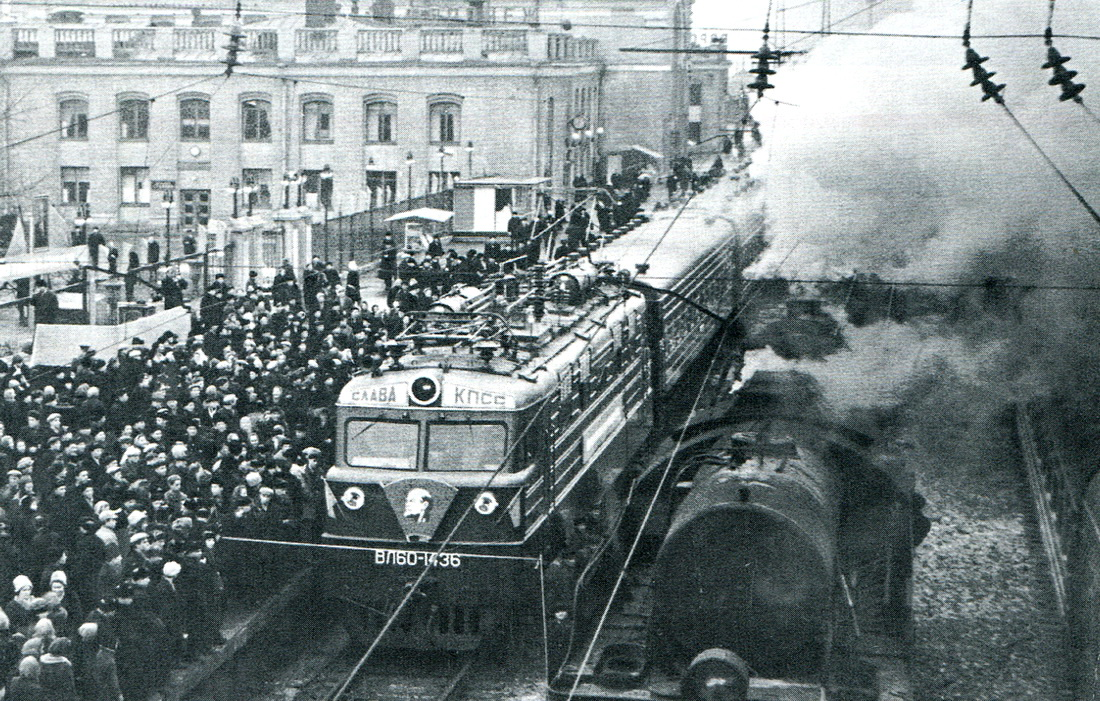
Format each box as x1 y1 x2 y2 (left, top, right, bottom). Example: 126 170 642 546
429 101 460 144
59 98 88 140
364 100 396 143
242 98 272 141
302 97 333 142
179 97 210 141
118 97 149 140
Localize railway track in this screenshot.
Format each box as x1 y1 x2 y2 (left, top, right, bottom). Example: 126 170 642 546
303 650 475 701
1016 404 1069 619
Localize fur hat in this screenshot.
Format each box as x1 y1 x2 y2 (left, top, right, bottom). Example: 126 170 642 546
162 561 182 578
12 574 32 593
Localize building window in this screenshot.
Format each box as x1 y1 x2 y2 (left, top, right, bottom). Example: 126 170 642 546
59 99 88 140
61 167 90 204
689 82 703 106
180 189 210 227
429 102 459 144
179 97 210 141
242 168 272 209
242 99 272 142
262 230 283 267
687 122 701 143
302 98 333 142
120 167 151 205
428 170 460 193
364 101 396 143
119 99 149 140
365 170 397 205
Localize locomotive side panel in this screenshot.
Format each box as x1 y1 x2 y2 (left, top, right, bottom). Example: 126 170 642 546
653 237 741 394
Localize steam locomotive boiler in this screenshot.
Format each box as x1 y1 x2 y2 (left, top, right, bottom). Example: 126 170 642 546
554 369 924 701
653 422 840 679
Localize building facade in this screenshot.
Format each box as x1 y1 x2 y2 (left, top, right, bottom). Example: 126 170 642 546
0 0 731 249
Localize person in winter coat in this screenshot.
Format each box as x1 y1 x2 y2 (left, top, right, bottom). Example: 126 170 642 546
38 637 76 701
7 655 46 701
345 262 361 305
89 639 123 701
159 270 187 310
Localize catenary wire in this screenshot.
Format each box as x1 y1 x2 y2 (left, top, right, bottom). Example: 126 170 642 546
4 74 225 150
2 0 1100 42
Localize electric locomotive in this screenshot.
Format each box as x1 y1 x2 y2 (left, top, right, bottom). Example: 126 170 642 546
320 174 762 650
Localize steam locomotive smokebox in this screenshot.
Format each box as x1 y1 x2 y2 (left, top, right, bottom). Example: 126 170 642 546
652 438 840 678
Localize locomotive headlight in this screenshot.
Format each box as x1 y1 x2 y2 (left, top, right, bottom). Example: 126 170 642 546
341 486 365 510
410 376 440 406
474 491 499 516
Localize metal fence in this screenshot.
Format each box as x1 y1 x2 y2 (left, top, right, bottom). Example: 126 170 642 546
311 189 454 266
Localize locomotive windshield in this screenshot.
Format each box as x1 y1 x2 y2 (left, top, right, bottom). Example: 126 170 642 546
427 421 508 471
345 419 418 469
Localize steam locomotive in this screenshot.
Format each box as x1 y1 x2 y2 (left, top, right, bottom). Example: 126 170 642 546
552 366 924 700
318 174 763 650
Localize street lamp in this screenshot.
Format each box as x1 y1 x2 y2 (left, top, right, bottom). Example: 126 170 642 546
465 140 474 177
161 191 174 260
405 151 415 200
437 146 452 193
73 202 90 246
282 171 294 209
229 176 241 219
320 164 333 262
242 176 256 217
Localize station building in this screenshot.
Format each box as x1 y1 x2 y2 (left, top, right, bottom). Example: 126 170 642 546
0 0 733 252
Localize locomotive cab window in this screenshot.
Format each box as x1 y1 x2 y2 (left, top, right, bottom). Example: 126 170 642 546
345 419 418 469
427 421 508 471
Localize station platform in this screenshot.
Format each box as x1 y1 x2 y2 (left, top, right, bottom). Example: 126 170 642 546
157 568 312 701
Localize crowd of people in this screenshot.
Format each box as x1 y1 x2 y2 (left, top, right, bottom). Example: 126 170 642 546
0 165 678 700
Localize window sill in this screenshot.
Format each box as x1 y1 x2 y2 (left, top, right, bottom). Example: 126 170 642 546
118 138 149 143
302 139 335 145
365 140 398 145
120 203 151 207
242 139 274 144
180 138 211 143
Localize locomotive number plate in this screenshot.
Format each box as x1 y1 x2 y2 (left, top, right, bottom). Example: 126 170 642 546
374 549 462 568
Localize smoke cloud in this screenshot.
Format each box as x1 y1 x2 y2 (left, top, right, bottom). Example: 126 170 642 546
741 0 1100 423
750 0 1100 284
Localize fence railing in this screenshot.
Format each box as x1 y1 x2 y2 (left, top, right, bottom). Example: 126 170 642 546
420 29 463 54
173 28 216 54
113 28 156 59
357 29 402 55
54 28 95 58
296 29 338 54
311 190 454 266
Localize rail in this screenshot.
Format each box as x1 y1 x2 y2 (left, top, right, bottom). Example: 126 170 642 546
1016 403 1068 618
330 650 474 701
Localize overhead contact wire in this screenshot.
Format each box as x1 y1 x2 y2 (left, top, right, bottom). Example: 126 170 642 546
998 103 1100 227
